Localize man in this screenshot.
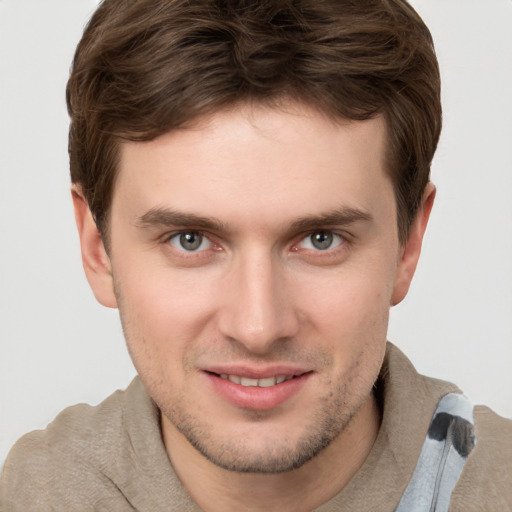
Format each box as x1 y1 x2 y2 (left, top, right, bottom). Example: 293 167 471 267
1 0 510 510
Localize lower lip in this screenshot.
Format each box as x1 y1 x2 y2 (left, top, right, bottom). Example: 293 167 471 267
205 372 311 411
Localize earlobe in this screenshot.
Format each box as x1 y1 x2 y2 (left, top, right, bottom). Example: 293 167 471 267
391 183 436 306
71 186 118 309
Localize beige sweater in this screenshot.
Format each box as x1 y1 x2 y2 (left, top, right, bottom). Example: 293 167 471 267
1 343 511 511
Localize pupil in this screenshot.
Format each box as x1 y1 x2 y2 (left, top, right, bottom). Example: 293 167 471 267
180 232 202 250
311 231 333 250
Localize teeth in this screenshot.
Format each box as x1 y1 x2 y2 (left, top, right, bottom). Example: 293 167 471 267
241 377 259 387
258 377 277 388
219 374 292 387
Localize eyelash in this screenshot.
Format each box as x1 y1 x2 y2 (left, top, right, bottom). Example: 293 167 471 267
295 231 345 252
167 231 213 252
163 229 348 256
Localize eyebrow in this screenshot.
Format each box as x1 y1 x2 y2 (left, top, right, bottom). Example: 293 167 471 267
135 208 230 233
289 207 373 232
135 206 373 234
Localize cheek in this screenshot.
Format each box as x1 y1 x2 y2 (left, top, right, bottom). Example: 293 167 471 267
298 268 393 328
303 270 392 390
114 262 220 363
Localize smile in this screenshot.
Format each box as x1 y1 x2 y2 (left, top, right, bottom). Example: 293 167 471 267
218 374 294 387
205 370 312 410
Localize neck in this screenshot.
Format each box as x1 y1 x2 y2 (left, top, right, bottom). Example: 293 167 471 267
162 393 380 512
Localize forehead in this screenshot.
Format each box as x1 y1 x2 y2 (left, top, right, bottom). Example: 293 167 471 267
112 103 393 231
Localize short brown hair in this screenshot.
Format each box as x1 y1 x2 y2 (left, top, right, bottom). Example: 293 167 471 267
67 0 441 244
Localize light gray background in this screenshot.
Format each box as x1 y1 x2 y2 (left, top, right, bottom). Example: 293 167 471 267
1 0 511 467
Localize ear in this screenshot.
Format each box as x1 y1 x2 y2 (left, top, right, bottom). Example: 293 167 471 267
71 186 118 308
391 183 436 306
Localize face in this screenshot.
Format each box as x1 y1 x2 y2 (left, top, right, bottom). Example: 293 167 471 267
78 103 425 473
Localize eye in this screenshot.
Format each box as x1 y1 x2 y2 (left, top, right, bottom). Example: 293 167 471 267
298 231 344 251
168 231 212 252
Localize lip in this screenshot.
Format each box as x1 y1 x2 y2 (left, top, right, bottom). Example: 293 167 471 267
203 366 312 411
204 364 310 380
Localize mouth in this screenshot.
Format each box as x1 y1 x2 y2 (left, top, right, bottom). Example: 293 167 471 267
204 369 312 410
212 372 301 388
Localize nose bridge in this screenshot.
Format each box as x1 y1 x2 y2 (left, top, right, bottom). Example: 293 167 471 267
219 245 298 352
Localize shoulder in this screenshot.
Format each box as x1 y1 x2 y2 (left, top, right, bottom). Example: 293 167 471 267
383 344 512 510
450 405 512 511
0 378 146 511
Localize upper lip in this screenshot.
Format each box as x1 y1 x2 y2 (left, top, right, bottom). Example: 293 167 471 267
202 365 311 379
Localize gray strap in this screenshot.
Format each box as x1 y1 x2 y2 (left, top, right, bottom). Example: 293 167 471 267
395 393 476 512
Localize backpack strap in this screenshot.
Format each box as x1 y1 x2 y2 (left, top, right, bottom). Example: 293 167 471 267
395 393 477 512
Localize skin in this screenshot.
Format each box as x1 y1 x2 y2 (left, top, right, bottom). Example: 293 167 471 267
73 102 434 511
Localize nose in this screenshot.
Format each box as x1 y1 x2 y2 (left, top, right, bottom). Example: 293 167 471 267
217 249 300 354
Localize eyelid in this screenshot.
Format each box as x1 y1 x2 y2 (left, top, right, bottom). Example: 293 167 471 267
165 230 214 253
299 231 344 251
161 228 350 256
